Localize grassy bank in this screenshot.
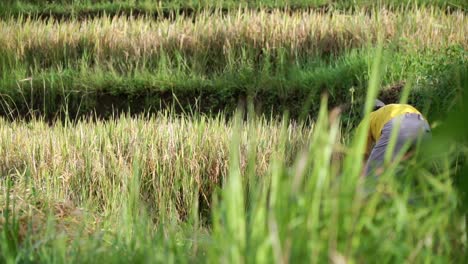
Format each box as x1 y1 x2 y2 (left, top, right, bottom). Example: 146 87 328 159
1 0 466 18
1 45 465 123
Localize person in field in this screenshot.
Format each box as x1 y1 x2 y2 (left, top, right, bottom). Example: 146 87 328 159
359 99 431 176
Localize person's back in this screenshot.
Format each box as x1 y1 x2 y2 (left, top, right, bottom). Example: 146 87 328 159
368 104 422 142
360 100 431 176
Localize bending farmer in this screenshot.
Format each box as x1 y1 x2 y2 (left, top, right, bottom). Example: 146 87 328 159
359 100 431 176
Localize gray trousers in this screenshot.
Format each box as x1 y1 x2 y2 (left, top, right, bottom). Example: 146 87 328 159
365 113 431 176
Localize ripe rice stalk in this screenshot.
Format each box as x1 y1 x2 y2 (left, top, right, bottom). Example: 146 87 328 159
0 113 310 223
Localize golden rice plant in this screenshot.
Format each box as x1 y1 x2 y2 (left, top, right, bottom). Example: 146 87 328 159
0 113 312 223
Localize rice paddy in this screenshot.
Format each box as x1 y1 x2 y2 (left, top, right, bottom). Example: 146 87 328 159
0 1 467 263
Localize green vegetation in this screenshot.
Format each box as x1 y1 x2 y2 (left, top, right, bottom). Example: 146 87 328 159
0 2 467 263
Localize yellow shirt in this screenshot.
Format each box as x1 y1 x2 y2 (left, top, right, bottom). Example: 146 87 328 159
359 104 422 155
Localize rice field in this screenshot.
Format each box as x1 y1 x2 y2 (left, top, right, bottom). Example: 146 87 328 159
0 2 467 263
1 103 466 262
0 113 309 220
